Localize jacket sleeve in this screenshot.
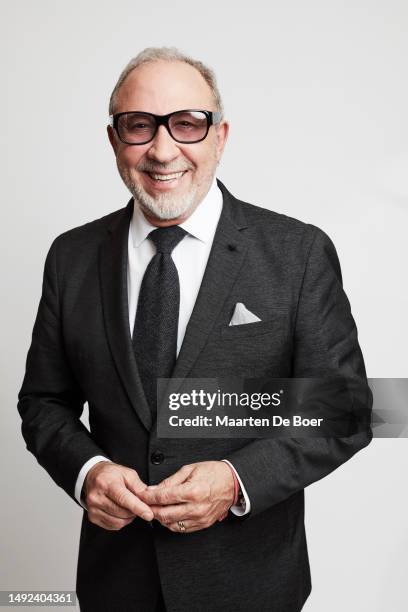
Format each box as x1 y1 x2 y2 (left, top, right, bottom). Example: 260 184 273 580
17 237 109 507
224 226 373 518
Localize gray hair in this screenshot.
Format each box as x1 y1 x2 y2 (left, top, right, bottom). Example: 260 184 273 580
108 46 224 118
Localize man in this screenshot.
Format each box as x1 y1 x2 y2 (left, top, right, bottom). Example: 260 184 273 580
18 47 372 612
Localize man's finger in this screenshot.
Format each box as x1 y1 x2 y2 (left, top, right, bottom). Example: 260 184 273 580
109 484 154 521
156 464 195 488
167 520 207 534
89 508 136 531
150 502 204 524
123 469 150 496
141 481 198 506
100 492 140 519
139 464 195 505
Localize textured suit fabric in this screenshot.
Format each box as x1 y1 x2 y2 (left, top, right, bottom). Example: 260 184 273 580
17 179 372 612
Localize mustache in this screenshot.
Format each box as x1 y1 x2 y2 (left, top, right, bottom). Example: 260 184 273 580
137 161 194 174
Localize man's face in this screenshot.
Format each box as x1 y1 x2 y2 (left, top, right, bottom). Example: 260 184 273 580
107 60 229 224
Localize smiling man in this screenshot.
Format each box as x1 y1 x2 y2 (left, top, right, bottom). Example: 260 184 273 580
108 59 226 225
18 47 372 612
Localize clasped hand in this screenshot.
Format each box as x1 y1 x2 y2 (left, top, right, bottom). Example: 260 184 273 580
83 460 235 533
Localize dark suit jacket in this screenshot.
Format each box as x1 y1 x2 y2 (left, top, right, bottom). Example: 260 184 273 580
18 179 372 612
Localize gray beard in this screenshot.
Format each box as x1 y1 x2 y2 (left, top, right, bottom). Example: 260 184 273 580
117 163 202 220
129 178 199 220
116 155 218 220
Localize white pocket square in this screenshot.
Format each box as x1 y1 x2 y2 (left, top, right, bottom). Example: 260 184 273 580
229 303 262 326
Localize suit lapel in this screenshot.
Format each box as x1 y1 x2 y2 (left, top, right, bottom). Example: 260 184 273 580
99 200 153 432
170 179 249 380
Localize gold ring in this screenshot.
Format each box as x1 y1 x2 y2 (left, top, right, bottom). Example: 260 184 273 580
178 520 186 532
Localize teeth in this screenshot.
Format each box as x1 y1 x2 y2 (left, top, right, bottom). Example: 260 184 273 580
148 171 185 181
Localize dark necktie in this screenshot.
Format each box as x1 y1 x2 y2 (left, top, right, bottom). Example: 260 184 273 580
132 225 187 417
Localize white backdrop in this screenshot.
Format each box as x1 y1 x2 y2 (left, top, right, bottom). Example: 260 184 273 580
1 1 407 610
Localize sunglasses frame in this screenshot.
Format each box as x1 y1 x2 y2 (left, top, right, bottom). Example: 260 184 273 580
108 109 223 145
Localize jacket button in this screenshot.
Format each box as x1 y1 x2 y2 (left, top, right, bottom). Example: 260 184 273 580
150 451 164 465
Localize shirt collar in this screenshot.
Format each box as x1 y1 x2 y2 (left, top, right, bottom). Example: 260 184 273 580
130 175 222 248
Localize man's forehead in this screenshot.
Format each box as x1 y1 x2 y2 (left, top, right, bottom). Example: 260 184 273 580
114 60 215 114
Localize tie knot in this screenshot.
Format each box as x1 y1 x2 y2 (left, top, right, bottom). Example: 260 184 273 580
148 225 187 254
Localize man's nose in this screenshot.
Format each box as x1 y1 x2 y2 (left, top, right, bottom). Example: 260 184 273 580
146 124 180 163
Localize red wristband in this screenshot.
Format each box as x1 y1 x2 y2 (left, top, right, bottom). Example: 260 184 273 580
218 462 240 521
225 463 240 506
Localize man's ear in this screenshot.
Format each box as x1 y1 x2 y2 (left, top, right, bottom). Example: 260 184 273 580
107 125 118 155
215 120 229 162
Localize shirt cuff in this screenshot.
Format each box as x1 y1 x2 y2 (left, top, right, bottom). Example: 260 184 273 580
74 455 112 510
221 459 251 516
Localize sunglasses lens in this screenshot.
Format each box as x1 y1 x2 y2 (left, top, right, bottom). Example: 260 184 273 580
117 113 156 144
168 111 208 142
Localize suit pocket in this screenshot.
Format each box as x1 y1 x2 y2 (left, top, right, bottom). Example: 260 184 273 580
220 318 282 340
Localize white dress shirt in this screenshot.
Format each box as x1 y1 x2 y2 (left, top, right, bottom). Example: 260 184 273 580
74 176 251 516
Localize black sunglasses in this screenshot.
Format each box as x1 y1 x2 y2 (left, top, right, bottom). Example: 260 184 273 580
109 109 223 145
